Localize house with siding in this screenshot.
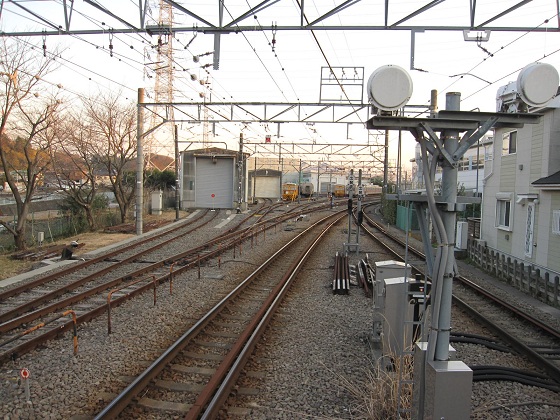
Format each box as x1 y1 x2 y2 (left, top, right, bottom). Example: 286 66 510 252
480 95 560 273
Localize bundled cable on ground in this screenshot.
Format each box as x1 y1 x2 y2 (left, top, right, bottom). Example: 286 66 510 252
470 365 560 392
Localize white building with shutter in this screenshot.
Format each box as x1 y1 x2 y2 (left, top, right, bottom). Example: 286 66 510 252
180 148 249 210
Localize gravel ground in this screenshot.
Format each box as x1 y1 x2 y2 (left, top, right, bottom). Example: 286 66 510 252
0 205 559 419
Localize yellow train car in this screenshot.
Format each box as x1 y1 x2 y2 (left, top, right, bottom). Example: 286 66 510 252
333 184 346 197
282 183 298 201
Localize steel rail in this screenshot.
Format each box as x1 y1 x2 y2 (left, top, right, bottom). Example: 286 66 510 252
360 210 560 385
453 295 560 384
199 213 344 419
0 209 212 301
0 200 286 327
361 211 560 339
0 202 333 363
1 202 320 332
94 210 346 419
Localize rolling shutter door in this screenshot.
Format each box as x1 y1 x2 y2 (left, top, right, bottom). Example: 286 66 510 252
255 176 280 198
195 157 234 208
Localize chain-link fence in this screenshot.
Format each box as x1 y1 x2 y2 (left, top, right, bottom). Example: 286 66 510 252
0 190 178 252
0 207 124 252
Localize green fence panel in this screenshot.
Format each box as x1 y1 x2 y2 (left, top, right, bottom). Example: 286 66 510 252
396 204 419 231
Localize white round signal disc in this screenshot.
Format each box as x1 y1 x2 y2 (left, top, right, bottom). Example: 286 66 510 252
367 64 413 111
20 368 30 379
517 62 559 107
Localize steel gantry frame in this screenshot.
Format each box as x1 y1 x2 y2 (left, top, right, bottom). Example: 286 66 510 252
5 0 560 34
139 98 404 174
2 0 560 69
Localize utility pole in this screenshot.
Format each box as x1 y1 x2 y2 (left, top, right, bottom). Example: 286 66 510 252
252 157 257 204
237 133 243 213
356 169 363 246
317 160 320 197
347 169 354 246
174 124 180 221
278 146 283 201
383 130 389 193
136 88 144 235
298 159 302 204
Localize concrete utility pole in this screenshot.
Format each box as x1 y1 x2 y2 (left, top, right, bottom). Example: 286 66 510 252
316 160 320 196
347 169 354 246
355 169 363 245
297 159 302 204
174 124 180 221
278 147 283 200
432 92 460 362
136 88 144 235
383 130 389 193
237 133 243 212
252 157 257 204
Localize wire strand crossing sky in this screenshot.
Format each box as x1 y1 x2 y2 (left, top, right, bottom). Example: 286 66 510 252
2 0 560 168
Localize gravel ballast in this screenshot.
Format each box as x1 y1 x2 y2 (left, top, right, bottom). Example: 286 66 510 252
1 206 559 419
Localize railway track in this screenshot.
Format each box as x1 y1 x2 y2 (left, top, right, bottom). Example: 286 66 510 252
0 200 332 364
360 207 560 390
94 210 347 419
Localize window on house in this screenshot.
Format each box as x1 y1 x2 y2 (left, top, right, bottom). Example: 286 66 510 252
496 199 512 230
553 210 560 235
502 131 517 155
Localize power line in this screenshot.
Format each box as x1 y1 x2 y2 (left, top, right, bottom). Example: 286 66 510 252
438 14 560 102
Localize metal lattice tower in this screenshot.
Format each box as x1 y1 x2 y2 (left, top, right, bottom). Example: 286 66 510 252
146 0 174 169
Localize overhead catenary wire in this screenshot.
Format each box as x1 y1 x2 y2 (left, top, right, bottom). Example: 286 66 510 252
295 0 365 127
8 37 138 102
438 14 560 103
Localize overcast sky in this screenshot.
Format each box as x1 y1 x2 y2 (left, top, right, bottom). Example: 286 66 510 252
2 1 560 171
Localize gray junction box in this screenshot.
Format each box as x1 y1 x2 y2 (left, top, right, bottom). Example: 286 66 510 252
373 260 411 343
381 276 419 358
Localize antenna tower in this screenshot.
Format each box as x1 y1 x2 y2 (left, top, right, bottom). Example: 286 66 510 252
147 0 175 169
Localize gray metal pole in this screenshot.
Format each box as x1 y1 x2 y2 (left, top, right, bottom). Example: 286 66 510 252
434 92 460 361
317 160 320 197
136 88 144 235
298 159 302 204
253 157 257 204
383 130 389 193
238 133 243 211
347 169 354 245
279 147 283 200
174 124 180 221
356 169 362 246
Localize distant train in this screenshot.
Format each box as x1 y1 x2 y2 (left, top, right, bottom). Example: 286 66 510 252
281 182 315 200
333 184 346 197
332 184 382 198
363 184 383 195
299 182 314 197
282 183 298 201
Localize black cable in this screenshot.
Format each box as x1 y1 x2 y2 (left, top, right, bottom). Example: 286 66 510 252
450 332 513 353
470 366 560 392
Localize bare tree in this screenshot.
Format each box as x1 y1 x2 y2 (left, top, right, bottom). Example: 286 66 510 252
82 92 137 224
0 38 62 249
50 111 101 231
